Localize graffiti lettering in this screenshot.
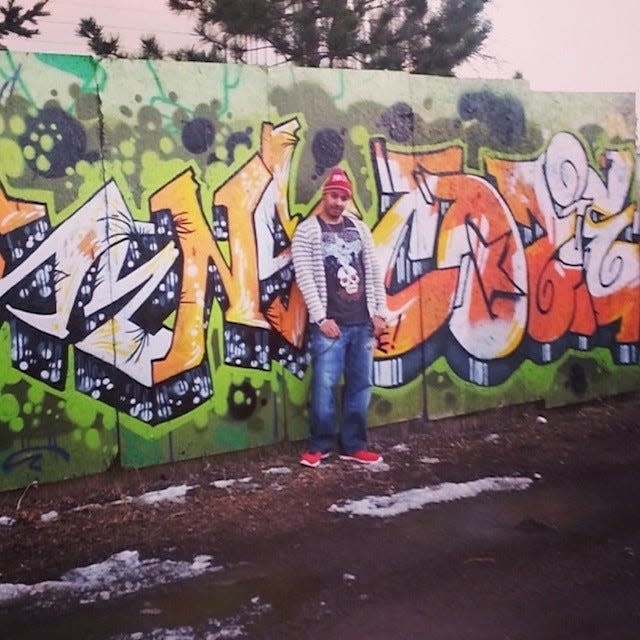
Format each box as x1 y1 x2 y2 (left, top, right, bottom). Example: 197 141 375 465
0 123 637 425
2 445 70 472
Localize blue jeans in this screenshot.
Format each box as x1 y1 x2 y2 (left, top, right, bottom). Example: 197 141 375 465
308 322 375 454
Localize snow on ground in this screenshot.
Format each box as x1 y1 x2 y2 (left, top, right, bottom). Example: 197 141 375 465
114 484 198 506
105 596 271 639
0 515 15 526
364 461 390 473
328 476 533 517
67 485 200 516
262 467 292 475
392 443 410 453
108 621 244 639
40 510 59 523
0 550 222 609
212 477 253 489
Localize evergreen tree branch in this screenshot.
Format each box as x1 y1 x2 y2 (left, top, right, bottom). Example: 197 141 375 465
74 0 492 75
0 0 49 40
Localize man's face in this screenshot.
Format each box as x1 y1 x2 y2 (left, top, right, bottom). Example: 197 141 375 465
322 189 349 220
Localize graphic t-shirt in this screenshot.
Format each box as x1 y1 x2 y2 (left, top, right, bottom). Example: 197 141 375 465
319 217 369 325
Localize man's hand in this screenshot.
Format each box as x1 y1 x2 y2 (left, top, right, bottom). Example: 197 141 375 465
319 318 341 338
372 315 387 339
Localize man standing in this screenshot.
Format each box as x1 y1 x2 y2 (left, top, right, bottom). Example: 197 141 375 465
292 167 388 468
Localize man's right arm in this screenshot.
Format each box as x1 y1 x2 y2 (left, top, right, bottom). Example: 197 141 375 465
291 222 326 324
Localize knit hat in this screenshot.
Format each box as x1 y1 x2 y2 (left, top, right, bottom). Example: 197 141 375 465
322 167 352 198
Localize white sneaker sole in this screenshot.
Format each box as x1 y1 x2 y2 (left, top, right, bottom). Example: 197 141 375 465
300 452 332 468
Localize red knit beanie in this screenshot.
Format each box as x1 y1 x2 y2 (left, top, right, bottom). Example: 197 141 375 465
322 167 352 197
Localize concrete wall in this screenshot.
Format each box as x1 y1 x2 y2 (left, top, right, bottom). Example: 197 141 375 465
0 52 637 491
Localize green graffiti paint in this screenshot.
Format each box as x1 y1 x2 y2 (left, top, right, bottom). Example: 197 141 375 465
119 139 136 158
27 386 45 405
8 114 25 136
64 395 98 430
0 138 25 177
219 65 243 117
39 133 54 152
0 394 20 422
122 160 136 176
23 143 36 160
35 154 51 173
103 411 117 432
35 54 97 91
84 428 101 450
159 136 174 155
193 410 210 432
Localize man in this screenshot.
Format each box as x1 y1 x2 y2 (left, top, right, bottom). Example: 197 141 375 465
292 167 389 468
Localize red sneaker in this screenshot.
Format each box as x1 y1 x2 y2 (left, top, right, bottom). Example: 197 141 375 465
300 451 331 468
339 450 383 464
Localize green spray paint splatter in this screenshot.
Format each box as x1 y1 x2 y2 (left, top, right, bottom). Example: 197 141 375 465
103 410 117 431
85 428 101 450
9 416 24 433
0 138 24 177
65 395 97 429
27 385 45 405
0 394 19 421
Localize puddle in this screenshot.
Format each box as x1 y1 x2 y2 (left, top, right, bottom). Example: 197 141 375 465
3 466 639 640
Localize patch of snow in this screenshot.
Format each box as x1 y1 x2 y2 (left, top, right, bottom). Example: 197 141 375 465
342 573 356 582
262 467 291 475
191 555 216 572
484 433 500 444
328 476 533 518
536 415 548 424
0 515 15 526
109 622 244 639
533 472 542 480
419 456 441 465
212 477 253 489
112 485 198 507
40 510 59 523
71 503 103 513
365 462 390 473
69 485 198 515
392 443 410 453
105 596 271 639
133 484 197 506
0 550 221 609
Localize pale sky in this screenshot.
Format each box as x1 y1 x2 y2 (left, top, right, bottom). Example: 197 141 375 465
457 0 639 96
3 0 639 134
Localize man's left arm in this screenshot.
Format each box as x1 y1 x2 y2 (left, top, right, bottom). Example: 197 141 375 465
360 222 390 336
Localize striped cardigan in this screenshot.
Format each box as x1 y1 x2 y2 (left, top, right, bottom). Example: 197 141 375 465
291 213 389 324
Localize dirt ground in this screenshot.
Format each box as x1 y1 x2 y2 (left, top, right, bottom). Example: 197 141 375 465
1 391 639 588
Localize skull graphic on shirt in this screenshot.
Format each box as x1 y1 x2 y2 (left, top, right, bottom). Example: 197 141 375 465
338 264 360 294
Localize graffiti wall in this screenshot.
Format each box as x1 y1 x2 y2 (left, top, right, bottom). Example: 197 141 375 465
0 52 637 491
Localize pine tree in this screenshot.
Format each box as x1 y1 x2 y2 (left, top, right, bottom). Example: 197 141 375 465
0 0 49 47
77 17 121 57
78 0 491 76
